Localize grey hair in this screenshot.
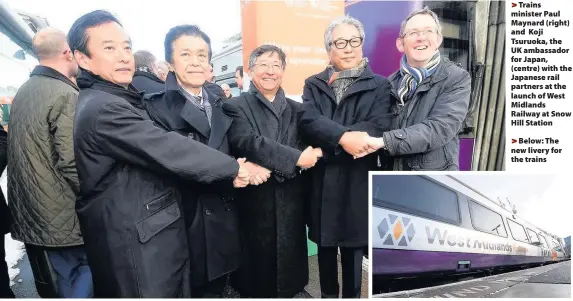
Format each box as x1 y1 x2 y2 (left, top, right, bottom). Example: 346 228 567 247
247 45 287 71
134 50 157 71
324 15 365 52
399 7 442 38
155 60 170 73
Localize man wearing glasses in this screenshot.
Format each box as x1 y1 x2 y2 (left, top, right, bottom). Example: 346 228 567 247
362 7 471 171
298 16 393 298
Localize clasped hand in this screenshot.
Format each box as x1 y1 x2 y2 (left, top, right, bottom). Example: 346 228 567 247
339 131 385 159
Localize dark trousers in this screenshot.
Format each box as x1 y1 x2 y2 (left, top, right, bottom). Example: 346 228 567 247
318 246 363 298
192 274 227 298
45 246 93 298
0 236 14 298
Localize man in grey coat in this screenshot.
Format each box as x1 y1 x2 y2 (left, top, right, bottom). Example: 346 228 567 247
7 28 92 297
362 7 470 171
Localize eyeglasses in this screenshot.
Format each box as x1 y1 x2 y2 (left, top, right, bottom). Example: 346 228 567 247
402 29 438 39
331 37 363 50
254 63 283 71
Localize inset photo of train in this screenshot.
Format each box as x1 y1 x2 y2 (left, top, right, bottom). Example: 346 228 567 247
370 173 570 298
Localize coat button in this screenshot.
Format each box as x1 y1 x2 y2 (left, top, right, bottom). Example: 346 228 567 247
205 209 212 216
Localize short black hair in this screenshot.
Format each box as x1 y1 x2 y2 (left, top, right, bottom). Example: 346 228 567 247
68 10 122 57
164 25 211 64
236 66 243 78
248 45 287 71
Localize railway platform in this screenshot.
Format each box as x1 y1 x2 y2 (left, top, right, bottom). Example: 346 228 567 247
373 260 571 298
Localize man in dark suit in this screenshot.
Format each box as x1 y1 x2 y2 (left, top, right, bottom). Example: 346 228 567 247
145 25 266 298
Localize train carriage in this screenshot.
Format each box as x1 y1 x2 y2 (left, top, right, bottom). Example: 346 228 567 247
372 175 567 278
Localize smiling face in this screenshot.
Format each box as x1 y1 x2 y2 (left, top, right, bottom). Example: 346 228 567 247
328 23 364 71
75 22 134 87
170 35 210 90
249 51 283 97
396 13 443 68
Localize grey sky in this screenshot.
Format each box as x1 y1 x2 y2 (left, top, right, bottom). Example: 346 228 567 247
452 173 570 238
6 0 242 61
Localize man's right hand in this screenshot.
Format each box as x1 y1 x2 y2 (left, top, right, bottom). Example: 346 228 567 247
233 158 250 188
244 162 271 185
297 146 319 169
339 131 369 157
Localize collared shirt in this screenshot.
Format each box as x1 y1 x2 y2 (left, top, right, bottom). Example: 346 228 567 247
179 85 212 126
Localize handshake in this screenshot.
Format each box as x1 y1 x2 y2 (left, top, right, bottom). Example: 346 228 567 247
232 147 323 188
339 131 385 159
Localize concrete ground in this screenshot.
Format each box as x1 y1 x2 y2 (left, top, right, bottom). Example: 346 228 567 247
11 253 368 298
373 260 571 298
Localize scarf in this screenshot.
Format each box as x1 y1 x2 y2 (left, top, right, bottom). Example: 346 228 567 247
397 51 441 105
328 57 368 104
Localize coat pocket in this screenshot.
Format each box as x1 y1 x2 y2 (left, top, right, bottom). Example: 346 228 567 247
411 147 452 171
136 201 181 244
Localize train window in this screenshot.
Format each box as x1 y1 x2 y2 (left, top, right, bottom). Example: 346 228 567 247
550 238 562 251
468 200 507 237
537 234 548 248
539 234 551 249
372 175 460 225
527 229 540 245
507 219 529 243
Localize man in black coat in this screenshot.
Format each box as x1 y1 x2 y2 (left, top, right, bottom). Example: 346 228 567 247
0 127 15 298
298 16 393 298
361 7 471 170
145 25 257 298
223 45 320 298
132 50 165 94
68 10 249 297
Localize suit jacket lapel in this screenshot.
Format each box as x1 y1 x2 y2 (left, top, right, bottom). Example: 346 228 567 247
180 100 211 139
207 98 232 149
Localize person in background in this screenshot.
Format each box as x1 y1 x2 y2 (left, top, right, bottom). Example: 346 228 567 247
223 45 321 298
145 24 254 298
132 50 165 94
156 60 170 82
7 27 92 298
234 66 243 90
359 7 471 171
206 62 215 83
298 15 393 298
0 126 14 298
220 83 232 99
69 10 249 297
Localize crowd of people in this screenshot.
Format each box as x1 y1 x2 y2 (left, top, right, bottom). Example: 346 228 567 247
0 6 470 299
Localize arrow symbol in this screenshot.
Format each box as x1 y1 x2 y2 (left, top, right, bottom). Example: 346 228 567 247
512 2 517 7
512 139 517 144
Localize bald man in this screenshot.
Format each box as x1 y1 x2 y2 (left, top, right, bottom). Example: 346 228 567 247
7 27 93 298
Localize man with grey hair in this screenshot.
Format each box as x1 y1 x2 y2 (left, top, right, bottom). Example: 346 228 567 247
8 27 92 297
362 7 471 171
220 83 232 99
299 15 393 298
224 44 320 297
156 60 170 81
132 50 165 94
